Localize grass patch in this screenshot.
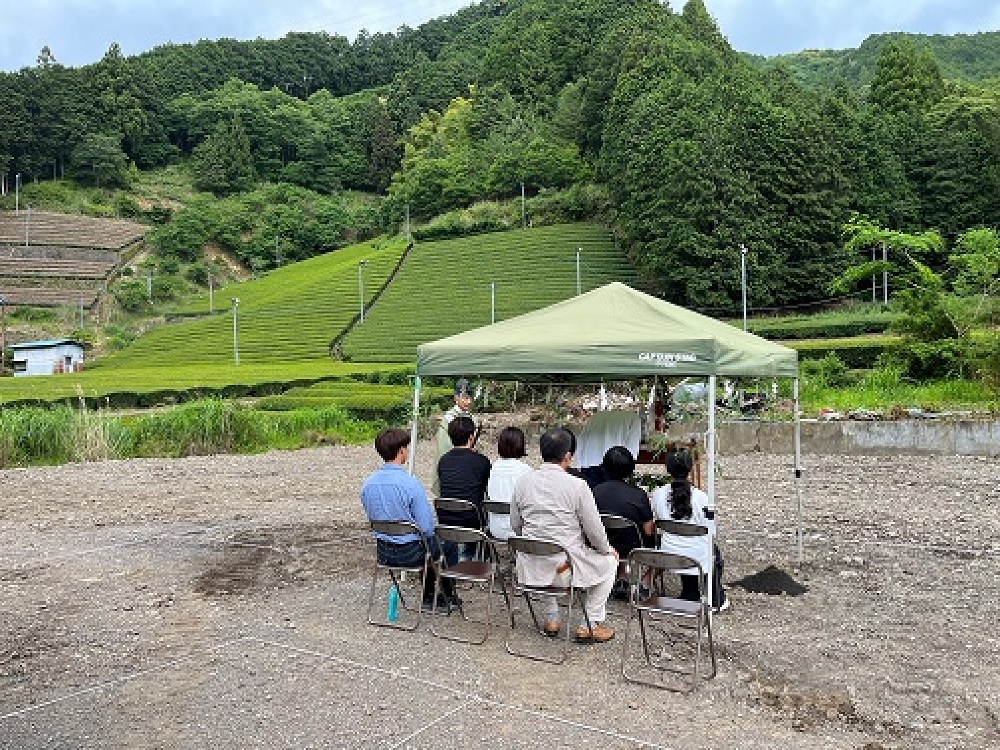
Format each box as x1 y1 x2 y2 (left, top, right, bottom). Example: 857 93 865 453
0 361 412 407
800 368 999 414
0 399 382 467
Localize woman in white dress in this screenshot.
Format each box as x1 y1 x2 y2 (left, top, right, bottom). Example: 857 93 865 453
650 448 728 609
486 426 533 540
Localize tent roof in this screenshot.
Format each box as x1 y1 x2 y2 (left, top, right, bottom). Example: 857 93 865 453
416 282 798 379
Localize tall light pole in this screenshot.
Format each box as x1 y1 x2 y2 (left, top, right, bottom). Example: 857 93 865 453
14 173 20 213
490 282 496 324
0 296 6 375
231 298 240 366
882 242 889 305
358 260 367 323
520 182 526 229
576 248 582 296
740 243 748 331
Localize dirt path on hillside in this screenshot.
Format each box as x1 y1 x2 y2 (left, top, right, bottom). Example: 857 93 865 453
0 443 997 749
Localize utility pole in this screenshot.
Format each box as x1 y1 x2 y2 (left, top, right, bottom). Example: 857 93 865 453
15 173 20 213
274 235 281 267
0 296 6 375
490 282 496 324
145 273 152 303
872 246 877 303
231 298 240 365
882 242 888 304
576 248 582 296
740 243 748 331
358 260 367 323
521 182 526 229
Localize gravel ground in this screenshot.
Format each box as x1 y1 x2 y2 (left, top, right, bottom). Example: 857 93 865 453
0 433 998 749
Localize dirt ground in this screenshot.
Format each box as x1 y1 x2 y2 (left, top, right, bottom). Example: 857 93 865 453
0 429 997 749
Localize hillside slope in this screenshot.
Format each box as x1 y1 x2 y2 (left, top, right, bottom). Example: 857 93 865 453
341 224 640 362
97 238 409 368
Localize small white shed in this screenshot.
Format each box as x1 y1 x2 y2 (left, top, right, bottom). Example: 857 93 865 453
10 338 85 377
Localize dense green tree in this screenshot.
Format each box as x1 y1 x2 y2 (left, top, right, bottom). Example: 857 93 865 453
191 114 255 195
869 40 945 114
70 133 128 187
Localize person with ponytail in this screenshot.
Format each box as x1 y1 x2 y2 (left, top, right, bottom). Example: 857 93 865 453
650 448 728 610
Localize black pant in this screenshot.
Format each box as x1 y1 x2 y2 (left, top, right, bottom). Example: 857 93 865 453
376 536 455 601
679 543 725 608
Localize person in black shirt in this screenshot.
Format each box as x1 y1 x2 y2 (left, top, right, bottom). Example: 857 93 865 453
436 415 492 562
592 446 654 558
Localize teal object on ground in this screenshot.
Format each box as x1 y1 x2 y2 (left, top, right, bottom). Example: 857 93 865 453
387 585 399 622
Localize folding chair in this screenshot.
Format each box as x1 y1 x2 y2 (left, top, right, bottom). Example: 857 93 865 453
621 548 717 691
482 498 513 581
505 536 592 665
654 519 713 606
600 512 644 588
482 499 511 539
435 497 486 560
366 520 430 632
431 525 500 644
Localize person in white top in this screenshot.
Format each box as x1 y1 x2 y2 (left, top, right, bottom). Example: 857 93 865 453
486 426 533 540
650 448 728 610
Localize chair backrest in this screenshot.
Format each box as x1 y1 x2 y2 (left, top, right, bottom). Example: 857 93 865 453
435 496 483 524
603 510 643 537
656 519 709 537
628 547 703 577
435 524 488 546
507 535 567 560
370 519 424 539
482 499 511 516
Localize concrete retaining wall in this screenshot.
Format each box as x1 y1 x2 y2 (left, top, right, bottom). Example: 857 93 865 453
671 420 1000 456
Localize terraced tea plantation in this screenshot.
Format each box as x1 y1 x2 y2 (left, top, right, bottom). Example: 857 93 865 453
102 239 409 367
341 224 639 362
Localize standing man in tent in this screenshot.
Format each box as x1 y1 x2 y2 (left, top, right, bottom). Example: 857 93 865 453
432 378 477 495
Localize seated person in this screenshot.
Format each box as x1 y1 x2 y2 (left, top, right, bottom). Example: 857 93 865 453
360 427 457 609
437 415 491 561
511 427 619 643
650 448 728 610
485 426 533 540
592 446 654 558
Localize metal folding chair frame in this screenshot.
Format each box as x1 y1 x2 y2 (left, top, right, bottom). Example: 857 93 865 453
435 496 486 559
366 520 431 632
504 536 593 665
621 548 717 691
431 525 501 644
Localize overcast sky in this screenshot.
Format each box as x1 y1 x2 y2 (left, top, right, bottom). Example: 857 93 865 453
2 0 1000 73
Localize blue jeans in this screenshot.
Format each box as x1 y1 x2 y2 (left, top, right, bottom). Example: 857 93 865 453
376 536 454 600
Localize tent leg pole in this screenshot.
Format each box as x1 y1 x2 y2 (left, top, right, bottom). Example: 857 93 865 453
793 377 803 562
707 375 716 614
408 376 421 475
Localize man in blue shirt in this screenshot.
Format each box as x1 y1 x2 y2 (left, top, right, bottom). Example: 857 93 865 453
361 427 457 608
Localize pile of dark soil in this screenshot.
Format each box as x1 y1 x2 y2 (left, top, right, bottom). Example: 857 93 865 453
731 565 809 596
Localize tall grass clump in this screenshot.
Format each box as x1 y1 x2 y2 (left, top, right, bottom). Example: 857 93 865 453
0 406 77 466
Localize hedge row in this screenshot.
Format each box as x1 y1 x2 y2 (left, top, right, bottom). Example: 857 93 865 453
788 336 900 368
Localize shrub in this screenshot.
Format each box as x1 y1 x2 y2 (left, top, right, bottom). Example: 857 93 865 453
882 339 971 380
799 353 852 388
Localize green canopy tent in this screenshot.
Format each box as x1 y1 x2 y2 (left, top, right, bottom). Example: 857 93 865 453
411 282 805 560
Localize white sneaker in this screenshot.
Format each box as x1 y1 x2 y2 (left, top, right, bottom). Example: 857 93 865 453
716 598 730 613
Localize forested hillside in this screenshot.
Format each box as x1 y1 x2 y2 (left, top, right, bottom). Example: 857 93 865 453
766 31 1000 88
2 0 1000 314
